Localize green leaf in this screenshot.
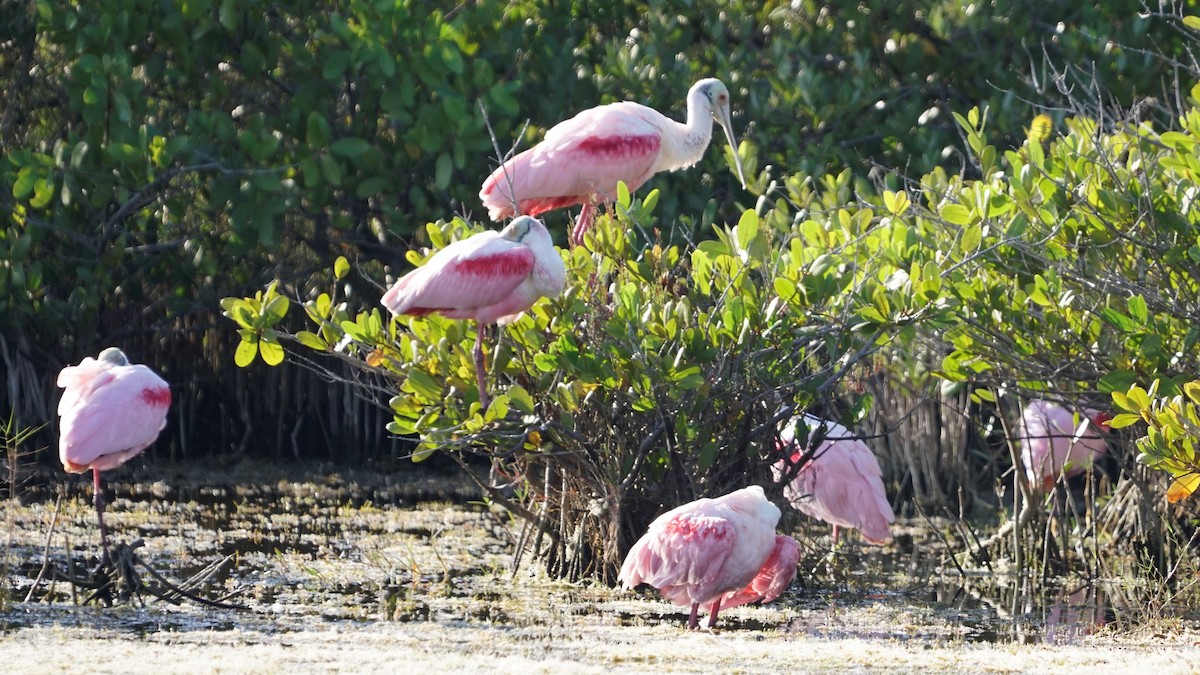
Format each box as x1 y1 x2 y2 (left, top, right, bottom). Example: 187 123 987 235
1126 295 1149 324
1107 413 1143 429
1098 369 1138 393
323 50 352 80
295 331 328 350
485 395 509 421
330 137 371 157
1186 16 1200 31
735 209 759 252
435 152 452 190
858 306 887 323
105 143 140 164
404 368 443 401
306 112 331 146
234 340 258 367
29 178 55 209
940 203 972 226
1110 390 1135 413
263 294 290 324
1099 308 1137 332
218 0 238 29
616 180 631 208
356 175 389 198
508 384 535 414
1185 381 1200 405
533 353 558 372
669 364 704 390
319 154 343 186
259 338 285 366
972 388 996 403
411 441 437 463
12 167 36 199
334 256 350 280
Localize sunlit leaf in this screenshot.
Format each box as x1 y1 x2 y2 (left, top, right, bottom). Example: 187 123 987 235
404 368 443 401
1107 413 1142 429
295 331 327 351
259 339 285 366
1167 472 1200 503
234 340 258 367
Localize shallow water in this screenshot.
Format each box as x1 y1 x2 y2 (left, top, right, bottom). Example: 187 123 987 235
0 461 1171 646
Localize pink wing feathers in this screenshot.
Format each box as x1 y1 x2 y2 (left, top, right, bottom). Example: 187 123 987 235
480 102 664 220
1019 400 1108 489
381 232 538 324
58 363 170 473
777 417 895 544
618 511 738 607
719 535 801 610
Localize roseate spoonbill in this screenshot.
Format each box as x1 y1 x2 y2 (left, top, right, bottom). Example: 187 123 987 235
618 485 799 629
772 414 894 546
480 78 748 246
1017 400 1111 491
380 216 565 407
57 347 171 562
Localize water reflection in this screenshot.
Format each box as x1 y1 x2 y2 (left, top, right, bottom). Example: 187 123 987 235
780 546 1117 645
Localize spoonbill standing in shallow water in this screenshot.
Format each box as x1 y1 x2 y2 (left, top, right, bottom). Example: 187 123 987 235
1018 400 1111 491
381 216 565 407
57 347 171 562
480 78 748 246
773 414 895 546
618 485 800 629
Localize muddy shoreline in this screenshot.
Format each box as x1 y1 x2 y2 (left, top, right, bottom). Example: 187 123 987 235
2 460 1198 673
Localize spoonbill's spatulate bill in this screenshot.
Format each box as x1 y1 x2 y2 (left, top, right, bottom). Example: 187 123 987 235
481 78 748 246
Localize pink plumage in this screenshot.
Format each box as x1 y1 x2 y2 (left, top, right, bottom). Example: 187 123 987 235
57 347 170 562
381 216 565 406
618 485 799 629
381 216 564 326
58 348 171 474
718 534 802 612
773 415 895 546
480 78 747 246
1018 400 1111 491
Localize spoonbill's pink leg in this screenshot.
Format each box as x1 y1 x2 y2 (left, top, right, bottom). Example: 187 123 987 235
706 598 724 629
473 325 490 409
571 202 596 247
93 468 112 564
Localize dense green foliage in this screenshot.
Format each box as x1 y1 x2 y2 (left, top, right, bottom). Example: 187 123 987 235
238 86 1200 574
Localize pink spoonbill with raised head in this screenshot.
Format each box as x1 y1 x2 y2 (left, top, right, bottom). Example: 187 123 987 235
773 414 895 546
618 485 800 630
480 78 748 246
57 347 171 562
1018 400 1111 491
381 216 565 407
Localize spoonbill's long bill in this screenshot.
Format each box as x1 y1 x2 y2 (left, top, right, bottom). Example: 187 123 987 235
57 347 171 562
480 78 748 246
618 485 799 629
381 216 565 408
